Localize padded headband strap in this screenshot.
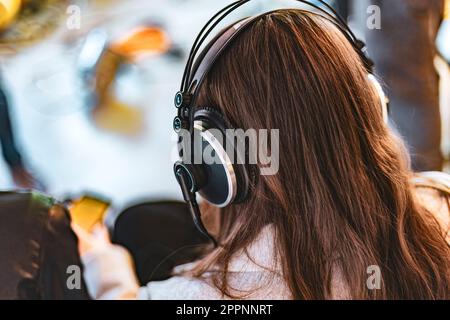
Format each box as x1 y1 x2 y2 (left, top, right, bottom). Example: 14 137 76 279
187 10 374 101
188 16 257 96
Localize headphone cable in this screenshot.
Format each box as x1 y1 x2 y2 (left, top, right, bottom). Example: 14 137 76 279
176 168 219 248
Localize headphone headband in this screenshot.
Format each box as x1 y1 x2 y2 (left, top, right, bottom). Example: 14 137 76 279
181 0 372 91
174 0 376 130
188 16 256 94
187 10 375 97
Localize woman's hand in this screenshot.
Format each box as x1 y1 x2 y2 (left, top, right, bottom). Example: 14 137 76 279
71 223 111 256
71 223 140 300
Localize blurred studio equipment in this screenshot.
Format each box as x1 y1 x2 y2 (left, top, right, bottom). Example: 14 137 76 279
0 0 21 30
349 0 446 172
78 25 173 135
0 76 44 190
0 0 67 190
437 0 450 62
436 0 450 165
0 0 67 54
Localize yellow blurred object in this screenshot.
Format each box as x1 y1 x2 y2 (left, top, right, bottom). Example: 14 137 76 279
0 0 67 55
445 0 450 20
89 47 146 136
111 26 171 61
93 97 145 136
94 49 124 103
0 0 21 30
69 196 110 232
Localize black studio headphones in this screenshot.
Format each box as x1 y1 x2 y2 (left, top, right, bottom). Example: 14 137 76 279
172 0 389 246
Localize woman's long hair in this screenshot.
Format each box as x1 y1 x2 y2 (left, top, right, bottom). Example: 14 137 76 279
191 10 450 299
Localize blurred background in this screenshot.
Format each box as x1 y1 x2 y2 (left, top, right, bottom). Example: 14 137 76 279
0 0 449 210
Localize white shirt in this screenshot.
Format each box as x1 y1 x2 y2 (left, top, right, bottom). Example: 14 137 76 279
81 172 450 300
82 225 294 300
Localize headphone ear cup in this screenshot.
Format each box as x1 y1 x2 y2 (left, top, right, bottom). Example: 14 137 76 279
192 107 255 206
174 162 207 193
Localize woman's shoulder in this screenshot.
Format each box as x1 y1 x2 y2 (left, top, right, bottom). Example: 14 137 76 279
138 273 222 300
139 225 292 300
138 270 291 300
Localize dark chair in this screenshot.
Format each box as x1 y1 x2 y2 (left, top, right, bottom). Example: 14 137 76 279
112 201 208 285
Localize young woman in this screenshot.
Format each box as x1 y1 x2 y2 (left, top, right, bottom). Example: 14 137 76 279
75 9 450 300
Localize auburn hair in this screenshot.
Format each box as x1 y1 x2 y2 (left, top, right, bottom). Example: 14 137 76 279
189 9 450 299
